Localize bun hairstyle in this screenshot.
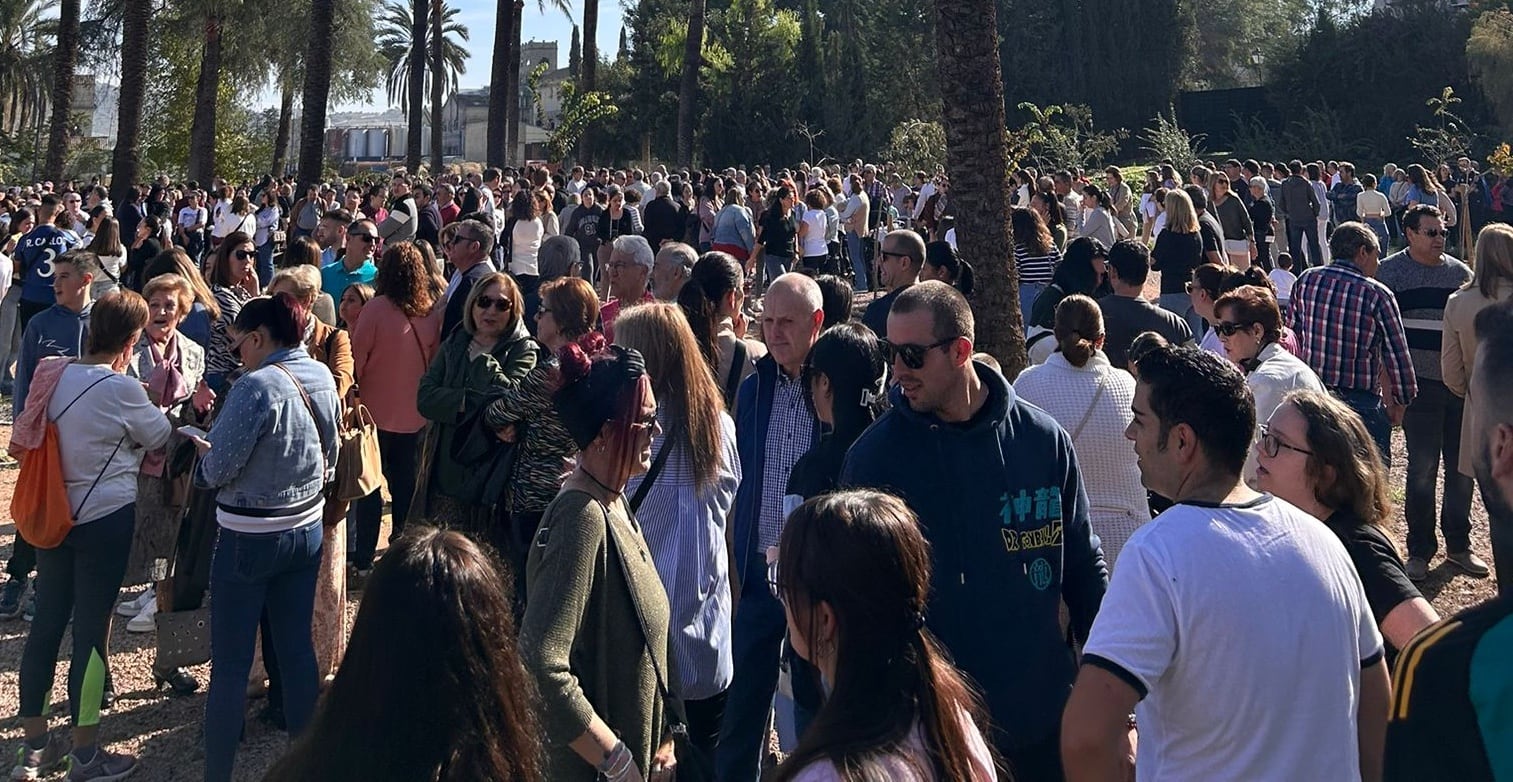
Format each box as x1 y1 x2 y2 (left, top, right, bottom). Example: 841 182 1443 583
1053 294 1104 367
924 241 974 296
553 343 646 451
234 291 310 347
677 252 744 366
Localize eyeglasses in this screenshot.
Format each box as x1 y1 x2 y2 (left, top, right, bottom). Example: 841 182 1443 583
445 235 477 247
536 306 553 316
881 337 957 370
1214 320 1254 337
474 295 512 312
629 413 658 434
233 249 256 261
1415 228 1446 238
1259 425 1313 458
607 261 638 272
348 233 375 243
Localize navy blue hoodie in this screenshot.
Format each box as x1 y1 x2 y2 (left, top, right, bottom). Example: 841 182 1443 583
841 360 1107 753
14 302 92 418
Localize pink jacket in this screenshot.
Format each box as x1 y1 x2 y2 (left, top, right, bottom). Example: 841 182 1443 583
9 356 71 457
350 295 442 434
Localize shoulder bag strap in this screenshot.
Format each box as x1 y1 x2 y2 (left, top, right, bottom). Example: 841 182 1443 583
272 362 330 475
598 500 690 728
1068 378 1108 442
55 372 117 420
723 339 748 404
629 440 672 514
406 317 430 367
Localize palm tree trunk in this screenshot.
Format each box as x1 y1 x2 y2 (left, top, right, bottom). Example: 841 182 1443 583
505 0 523 165
109 0 149 205
580 0 599 163
405 0 427 171
42 0 80 182
187 12 223 184
298 0 336 193
676 0 705 168
934 0 1026 375
271 78 295 177
429 0 444 171
486 0 515 168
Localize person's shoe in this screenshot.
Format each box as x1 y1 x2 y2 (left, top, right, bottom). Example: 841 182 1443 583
64 746 135 781
152 667 199 696
1405 556 1429 582
0 578 25 620
20 590 35 623
115 588 153 618
10 733 68 780
1447 550 1492 577
125 599 157 633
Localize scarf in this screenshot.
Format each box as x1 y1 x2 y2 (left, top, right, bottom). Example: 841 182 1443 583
140 332 190 477
7 356 72 458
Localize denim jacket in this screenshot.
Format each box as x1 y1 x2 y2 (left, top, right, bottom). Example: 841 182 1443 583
197 346 340 511
711 204 756 251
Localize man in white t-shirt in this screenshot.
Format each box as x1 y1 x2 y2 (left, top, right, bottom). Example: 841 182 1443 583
1061 345 1390 782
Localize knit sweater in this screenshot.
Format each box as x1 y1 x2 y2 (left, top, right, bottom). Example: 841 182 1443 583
521 490 671 781
1377 250 1473 382
1014 351 1149 569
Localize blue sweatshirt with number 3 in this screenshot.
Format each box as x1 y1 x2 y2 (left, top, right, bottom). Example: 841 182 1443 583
841 360 1108 756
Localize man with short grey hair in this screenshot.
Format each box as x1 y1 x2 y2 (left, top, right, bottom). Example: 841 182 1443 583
601 234 655 342
440 218 497 337
642 180 684 250
652 242 697 301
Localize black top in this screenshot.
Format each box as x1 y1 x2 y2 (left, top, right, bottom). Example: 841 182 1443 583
1097 294 1194 369
1248 198 1274 240
1198 213 1224 257
443 262 497 339
862 285 907 338
1150 230 1204 295
641 195 683 249
786 433 851 504
758 208 798 258
1324 510 1421 664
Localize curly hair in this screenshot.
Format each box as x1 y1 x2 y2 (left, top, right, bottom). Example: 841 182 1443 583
375 241 436 318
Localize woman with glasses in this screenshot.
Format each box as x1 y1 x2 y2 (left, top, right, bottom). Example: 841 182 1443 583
350 242 442 575
1255 390 1438 661
204 231 260 392
1212 284 1322 484
770 491 996 782
521 344 680 782
413 272 538 544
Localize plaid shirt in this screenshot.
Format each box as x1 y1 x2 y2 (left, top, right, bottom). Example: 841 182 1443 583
1287 259 1417 406
757 370 815 552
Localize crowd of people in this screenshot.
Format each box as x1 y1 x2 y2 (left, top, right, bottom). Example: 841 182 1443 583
0 155 1509 782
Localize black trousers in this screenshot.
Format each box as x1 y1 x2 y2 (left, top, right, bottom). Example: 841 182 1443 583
351 429 421 568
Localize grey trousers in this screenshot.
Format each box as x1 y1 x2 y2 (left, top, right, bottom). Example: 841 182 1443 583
0 285 20 386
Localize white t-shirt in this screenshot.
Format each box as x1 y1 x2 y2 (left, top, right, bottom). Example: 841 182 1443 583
510 217 544 276
1268 268 1297 305
799 209 828 257
47 364 173 524
788 712 997 782
1081 495 1383 782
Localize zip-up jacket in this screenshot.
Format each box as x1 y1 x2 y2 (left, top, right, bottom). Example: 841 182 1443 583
840 360 1108 753
14 302 91 419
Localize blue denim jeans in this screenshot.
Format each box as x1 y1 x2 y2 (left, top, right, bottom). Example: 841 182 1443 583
1402 379 1474 560
204 521 322 782
1365 218 1390 254
715 586 788 782
846 232 868 290
1331 387 1392 469
761 254 789 294
1019 283 1048 325
255 242 276 289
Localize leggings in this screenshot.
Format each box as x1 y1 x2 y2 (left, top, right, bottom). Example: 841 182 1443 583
19 504 134 726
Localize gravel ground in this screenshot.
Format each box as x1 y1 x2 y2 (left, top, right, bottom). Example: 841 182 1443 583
0 313 1499 779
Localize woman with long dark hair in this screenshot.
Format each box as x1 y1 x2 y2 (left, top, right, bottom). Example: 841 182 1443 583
615 303 740 767
84 216 126 300
1011 207 1061 321
920 241 975 297
678 251 766 407
1031 190 1067 250
772 491 996 781
204 230 261 392
787 323 887 502
264 528 544 782
1028 236 1108 330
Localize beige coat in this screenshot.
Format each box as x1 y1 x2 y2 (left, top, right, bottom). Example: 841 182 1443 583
1441 279 1511 476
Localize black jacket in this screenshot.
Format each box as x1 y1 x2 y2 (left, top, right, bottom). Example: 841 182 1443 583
641 195 683 249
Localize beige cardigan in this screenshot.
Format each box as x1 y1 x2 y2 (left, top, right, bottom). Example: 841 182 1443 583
1441 279 1510 476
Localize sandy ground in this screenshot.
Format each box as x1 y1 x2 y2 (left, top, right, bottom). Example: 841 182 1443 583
0 290 1499 779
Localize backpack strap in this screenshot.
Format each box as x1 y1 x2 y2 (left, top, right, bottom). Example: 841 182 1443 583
53 370 128 521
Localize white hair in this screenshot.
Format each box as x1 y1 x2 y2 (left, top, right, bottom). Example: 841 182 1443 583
770 272 823 312
612 234 655 270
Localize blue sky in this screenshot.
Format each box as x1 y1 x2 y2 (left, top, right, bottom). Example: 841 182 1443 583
335 0 622 112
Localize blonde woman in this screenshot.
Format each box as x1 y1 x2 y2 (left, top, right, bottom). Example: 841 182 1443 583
1443 222 1513 589
1151 189 1204 334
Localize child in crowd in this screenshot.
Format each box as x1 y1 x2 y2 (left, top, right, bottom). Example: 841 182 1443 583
1269 252 1297 309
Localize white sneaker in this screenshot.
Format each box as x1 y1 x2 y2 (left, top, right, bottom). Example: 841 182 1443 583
126 598 157 633
115 587 153 618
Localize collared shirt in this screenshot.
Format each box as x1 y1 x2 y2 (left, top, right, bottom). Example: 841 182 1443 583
319 257 377 300
1287 259 1417 406
758 369 815 552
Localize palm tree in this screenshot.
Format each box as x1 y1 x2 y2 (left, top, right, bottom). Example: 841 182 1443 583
297 0 336 192
486 0 515 167
428 0 444 169
41 0 78 182
676 0 706 168
934 0 1026 374
376 0 468 169
108 0 149 205
185 6 223 183
579 0 598 161
0 0 55 137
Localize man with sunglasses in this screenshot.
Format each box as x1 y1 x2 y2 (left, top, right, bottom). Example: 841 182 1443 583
440 219 497 338
319 218 378 301
861 229 925 339
840 281 1107 780
1377 203 1481 582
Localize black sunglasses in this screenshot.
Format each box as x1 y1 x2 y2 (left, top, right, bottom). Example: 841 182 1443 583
233 249 256 261
349 233 375 242
474 294 512 312
1415 228 1446 238
881 337 956 370
1214 320 1254 337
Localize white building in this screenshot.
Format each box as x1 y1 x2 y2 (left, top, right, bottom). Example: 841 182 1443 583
440 39 569 162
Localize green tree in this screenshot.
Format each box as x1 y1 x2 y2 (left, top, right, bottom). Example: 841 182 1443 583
1468 9 1513 134
0 0 55 137
377 0 468 169
42 0 78 182
297 0 336 192
108 0 147 202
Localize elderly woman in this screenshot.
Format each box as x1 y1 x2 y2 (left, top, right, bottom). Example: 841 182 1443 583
414 272 537 544
600 235 656 343
520 344 678 782
118 274 212 695
482 277 599 605
1212 284 1323 484
194 292 340 782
